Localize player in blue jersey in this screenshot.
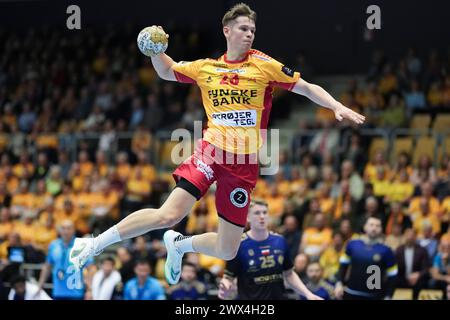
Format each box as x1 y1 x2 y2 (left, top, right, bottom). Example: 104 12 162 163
334 216 398 300
218 199 322 300
35 220 95 300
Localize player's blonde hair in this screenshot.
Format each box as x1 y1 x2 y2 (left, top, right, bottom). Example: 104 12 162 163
222 3 257 26
249 198 268 209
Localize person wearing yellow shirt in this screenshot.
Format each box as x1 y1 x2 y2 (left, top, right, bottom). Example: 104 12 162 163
264 184 285 220
408 181 441 217
371 166 392 198
252 177 270 199
32 179 52 212
115 151 132 182
391 151 413 181
0 207 14 241
78 150 94 177
94 150 111 178
13 211 39 246
300 213 333 261
364 150 391 182
55 199 89 235
411 199 441 237
34 214 58 254
131 126 153 156
315 184 336 217
386 169 414 205
131 151 157 182
319 232 345 283
10 180 34 217
67 163 85 192
125 168 151 212
273 171 291 197
12 152 34 180
0 232 22 262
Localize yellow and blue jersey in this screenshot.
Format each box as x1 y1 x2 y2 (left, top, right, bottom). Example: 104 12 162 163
224 232 293 299
339 238 398 298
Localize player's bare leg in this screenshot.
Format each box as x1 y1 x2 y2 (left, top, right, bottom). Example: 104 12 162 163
163 216 243 284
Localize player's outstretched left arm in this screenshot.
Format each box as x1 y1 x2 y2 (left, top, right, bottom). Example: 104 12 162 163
283 269 323 300
292 78 365 125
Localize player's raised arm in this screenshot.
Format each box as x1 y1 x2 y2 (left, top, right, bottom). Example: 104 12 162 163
291 78 366 125
151 52 177 81
137 25 177 81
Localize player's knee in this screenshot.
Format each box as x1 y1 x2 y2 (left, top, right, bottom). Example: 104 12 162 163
218 247 239 261
159 210 184 228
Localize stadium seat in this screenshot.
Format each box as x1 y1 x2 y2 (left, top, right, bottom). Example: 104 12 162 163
391 137 413 163
410 114 431 130
418 289 444 300
392 288 413 300
437 136 450 162
412 136 436 165
432 114 450 133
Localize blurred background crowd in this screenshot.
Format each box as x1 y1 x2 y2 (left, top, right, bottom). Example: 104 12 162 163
1 0 450 300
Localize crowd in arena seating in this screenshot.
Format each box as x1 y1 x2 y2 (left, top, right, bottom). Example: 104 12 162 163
1 25 450 299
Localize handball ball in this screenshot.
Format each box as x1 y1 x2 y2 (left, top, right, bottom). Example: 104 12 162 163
137 26 168 57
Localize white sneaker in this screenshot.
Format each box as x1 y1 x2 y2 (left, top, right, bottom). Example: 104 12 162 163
163 230 184 285
69 237 97 270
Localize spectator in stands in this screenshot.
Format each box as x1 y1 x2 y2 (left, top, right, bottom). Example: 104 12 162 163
300 213 332 261
301 262 335 300
123 259 165 300
395 228 431 299
385 201 412 236
340 160 364 201
411 199 441 237
36 220 95 300
408 181 440 216
429 240 450 294
410 156 437 186
309 119 340 165
319 231 345 283
116 246 135 284
167 261 207 300
385 223 403 251
8 275 52 300
404 80 426 112
281 215 302 261
417 223 439 260
91 256 122 300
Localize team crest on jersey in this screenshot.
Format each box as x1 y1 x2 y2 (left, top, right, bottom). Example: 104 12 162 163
230 188 248 208
373 253 381 262
248 249 254 256
278 255 284 265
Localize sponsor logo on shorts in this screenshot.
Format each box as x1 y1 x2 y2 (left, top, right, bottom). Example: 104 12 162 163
230 188 248 208
195 159 214 181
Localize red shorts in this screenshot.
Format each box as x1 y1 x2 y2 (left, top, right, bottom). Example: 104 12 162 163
173 139 259 227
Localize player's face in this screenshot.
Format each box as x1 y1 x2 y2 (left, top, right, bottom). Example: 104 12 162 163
224 16 255 53
364 218 382 239
247 204 268 231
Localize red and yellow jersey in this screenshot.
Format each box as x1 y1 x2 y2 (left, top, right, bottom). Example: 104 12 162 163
172 49 300 154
